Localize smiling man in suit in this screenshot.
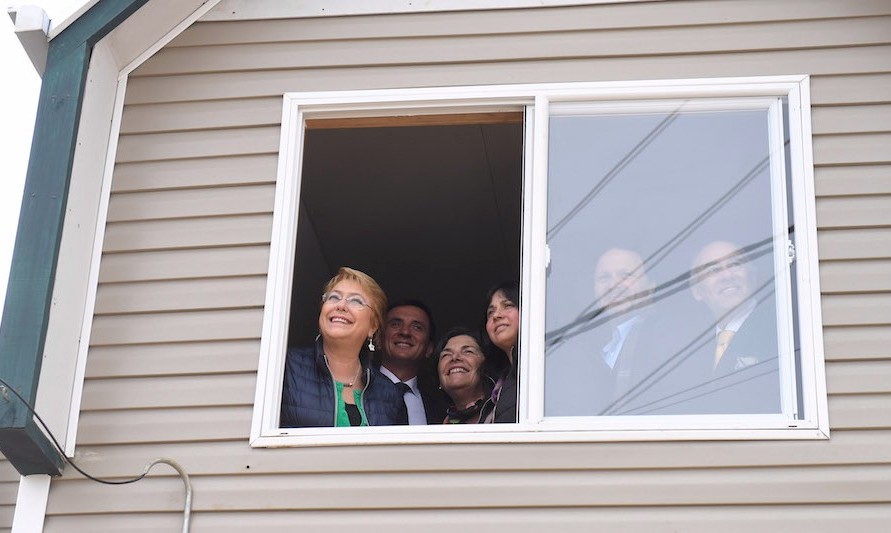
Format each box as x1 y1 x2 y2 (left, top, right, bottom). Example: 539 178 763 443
686 240 781 414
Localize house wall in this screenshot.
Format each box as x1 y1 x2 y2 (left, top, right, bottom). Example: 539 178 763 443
30 0 891 530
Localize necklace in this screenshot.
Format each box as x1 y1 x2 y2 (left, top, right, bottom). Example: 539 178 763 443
325 355 362 388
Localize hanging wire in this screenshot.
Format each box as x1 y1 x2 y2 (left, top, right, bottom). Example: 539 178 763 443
0 376 192 532
600 276 778 416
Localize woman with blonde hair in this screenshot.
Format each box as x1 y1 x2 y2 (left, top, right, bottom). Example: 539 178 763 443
281 267 408 427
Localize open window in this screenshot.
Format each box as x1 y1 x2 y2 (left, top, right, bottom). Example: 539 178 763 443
287 114 523 350
251 77 827 446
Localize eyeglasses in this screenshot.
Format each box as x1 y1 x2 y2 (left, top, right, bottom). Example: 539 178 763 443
321 291 370 310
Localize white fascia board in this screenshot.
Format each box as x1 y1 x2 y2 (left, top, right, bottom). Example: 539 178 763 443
205 0 662 20
105 0 221 75
45 0 99 39
7 5 50 75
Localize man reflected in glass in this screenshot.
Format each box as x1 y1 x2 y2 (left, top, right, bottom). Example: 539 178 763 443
590 248 656 414
683 240 781 414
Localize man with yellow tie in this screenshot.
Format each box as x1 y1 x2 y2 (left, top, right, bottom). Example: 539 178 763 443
687 240 781 414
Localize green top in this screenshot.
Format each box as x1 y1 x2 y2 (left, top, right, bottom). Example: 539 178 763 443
334 382 368 427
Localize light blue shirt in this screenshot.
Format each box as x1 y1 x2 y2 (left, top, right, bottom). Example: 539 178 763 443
601 316 641 369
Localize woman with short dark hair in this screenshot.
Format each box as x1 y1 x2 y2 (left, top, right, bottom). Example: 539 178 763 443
436 327 493 424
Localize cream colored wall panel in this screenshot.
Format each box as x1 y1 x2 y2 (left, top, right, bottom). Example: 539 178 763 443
812 104 891 135
0 482 16 506
98 246 269 283
829 394 891 429
85 340 259 378
44 513 183 533
47 477 189 514
820 260 891 293
0 461 18 482
823 325 891 360
810 73 891 105
815 165 891 197
123 45 891 105
46 464 891 513
79 373 255 411
813 133 891 167
112 155 277 193
180 0 891 47
119 97 281 134
105 184 274 222
89 308 263 345
826 360 891 394
42 504 891 533
76 406 252 445
93 276 267 314
136 17 891 77
817 228 891 260
822 293 891 326
116 127 279 163
102 214 272 252
816 194 891 229
68 429 891 479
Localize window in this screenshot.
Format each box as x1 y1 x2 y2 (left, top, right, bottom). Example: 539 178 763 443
251 77 827 446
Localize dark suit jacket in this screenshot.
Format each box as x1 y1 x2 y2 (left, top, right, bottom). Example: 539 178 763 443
417 371 449 424
545 313 657 416
692 300 781 414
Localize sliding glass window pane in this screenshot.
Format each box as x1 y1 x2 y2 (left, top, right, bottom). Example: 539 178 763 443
544 103 792 417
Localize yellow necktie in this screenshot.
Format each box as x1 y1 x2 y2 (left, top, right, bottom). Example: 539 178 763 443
714 329 735 368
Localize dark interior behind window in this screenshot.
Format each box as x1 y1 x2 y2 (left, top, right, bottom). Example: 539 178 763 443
288 116 524 348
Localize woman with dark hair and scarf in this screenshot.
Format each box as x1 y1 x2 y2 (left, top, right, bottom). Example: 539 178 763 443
435 327 494 424
482 281 520 423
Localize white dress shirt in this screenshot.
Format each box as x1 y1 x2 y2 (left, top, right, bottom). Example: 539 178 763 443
379 366 427 425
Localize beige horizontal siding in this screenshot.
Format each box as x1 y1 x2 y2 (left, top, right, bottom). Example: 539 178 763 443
822 293 891 326
106 184 274 223
171 0 891 47
0 461 16 531
810 73 891 105
76 406 254 445
42 504 891 533
79 373 255 411
115 127 279 163
63 428 891 478
812 104 891 135
118 97 281 135
813 132 891 167
111 154 277 192
85 340 260 378
44 464 891 513
817 194 891 229
123 45 891 106
102 214 272 252
98 245 269 283
826 360 891 394
823 326 891 360
45 0 891 530
815 165 891 197
136 17 891 77
830 396 891 429
93 276 267 314
818 228 891 260
820 259 891 294
90 309 263 346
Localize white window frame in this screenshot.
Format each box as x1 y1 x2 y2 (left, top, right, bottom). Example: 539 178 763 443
250 75 828 448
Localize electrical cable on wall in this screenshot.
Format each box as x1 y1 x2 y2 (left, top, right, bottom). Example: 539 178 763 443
0 376 192 533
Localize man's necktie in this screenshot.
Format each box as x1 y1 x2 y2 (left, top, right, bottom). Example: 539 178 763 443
714 329 735 368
